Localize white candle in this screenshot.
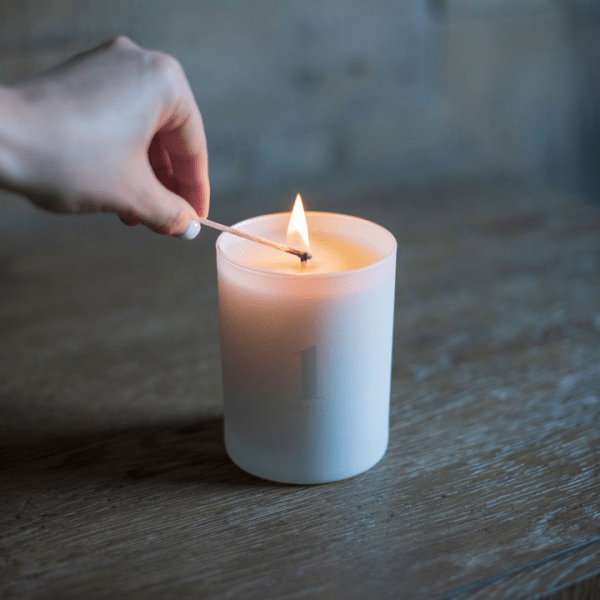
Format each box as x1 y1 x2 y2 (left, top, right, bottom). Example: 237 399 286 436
217 210 397 484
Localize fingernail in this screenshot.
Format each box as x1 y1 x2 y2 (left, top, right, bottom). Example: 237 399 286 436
177 221 201 240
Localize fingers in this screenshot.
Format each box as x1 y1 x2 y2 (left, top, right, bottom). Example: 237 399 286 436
117 43 210 230
119 162 200 236
148 134 176 196
148 135 173 178
157 63 210 219
176 221 201 240
120 132 205 235
159 129 209 219
119 213 138 227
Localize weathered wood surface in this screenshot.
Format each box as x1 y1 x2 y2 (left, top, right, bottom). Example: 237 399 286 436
0 181 599 599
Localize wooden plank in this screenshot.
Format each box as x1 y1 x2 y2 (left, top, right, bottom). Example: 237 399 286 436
540 573 600 600
435 541 600 599
0 182 599 599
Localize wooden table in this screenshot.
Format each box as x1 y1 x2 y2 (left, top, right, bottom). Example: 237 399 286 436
0 181 599 599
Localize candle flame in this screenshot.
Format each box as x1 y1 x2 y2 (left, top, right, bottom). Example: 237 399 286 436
287 193 310 250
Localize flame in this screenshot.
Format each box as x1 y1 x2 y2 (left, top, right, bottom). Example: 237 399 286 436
287 193 310 250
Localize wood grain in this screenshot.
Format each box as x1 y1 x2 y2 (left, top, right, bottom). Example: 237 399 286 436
0 181 599 599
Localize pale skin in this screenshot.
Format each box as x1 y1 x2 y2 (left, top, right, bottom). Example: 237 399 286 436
0 36 209 235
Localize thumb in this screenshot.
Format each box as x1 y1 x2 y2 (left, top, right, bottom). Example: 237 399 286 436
122 175 201 236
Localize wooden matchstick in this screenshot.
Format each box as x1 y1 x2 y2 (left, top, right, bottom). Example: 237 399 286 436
198 217 312 262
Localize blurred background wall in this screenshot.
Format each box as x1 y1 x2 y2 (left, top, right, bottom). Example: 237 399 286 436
0 0 598 201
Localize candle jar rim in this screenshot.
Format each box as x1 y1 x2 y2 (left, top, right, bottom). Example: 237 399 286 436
216 211 397 279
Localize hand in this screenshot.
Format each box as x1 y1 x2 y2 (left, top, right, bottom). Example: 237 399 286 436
0 36 209 235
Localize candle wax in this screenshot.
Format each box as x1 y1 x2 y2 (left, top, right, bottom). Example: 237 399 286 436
228 232 384 275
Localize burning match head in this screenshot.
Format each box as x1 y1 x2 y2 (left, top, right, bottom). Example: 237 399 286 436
287 249 312 262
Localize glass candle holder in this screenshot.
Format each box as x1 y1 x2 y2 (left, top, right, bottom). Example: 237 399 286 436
216 212 397 484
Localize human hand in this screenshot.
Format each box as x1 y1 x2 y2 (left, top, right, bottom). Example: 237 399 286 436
0 36 209 235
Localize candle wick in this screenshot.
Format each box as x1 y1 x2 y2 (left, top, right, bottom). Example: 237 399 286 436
285 249 312 262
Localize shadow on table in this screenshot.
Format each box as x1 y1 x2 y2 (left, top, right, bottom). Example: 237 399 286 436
0 412 293 490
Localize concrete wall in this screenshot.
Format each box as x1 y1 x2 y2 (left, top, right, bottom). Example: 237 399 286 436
0 0 592 197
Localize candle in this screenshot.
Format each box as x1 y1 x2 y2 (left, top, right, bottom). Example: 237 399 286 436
216 199 397 484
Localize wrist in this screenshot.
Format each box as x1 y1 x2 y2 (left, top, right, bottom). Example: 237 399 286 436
0 84 56 195
0 85 30 192
0 83 73 208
